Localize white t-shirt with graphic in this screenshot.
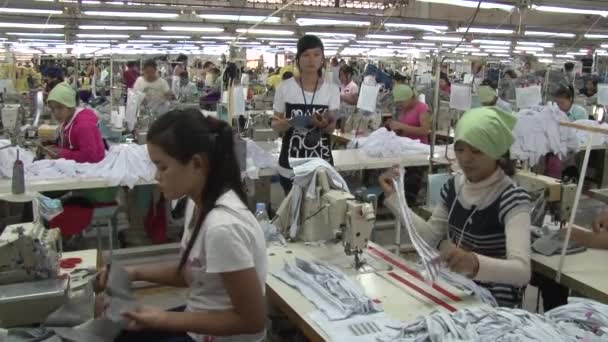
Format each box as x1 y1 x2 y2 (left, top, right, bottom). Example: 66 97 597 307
133 76 171 114
273 77 340 177
181 190 267 342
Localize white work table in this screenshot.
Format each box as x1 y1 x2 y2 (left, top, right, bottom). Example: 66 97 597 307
267 242 484 341
532 246 608 304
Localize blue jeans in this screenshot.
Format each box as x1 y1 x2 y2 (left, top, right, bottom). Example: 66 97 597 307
114 306 195 342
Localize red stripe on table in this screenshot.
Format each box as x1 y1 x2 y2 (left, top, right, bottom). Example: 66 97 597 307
387 272 457 312
368 246 461 302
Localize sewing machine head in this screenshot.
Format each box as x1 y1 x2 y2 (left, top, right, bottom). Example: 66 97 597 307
0 222 62 285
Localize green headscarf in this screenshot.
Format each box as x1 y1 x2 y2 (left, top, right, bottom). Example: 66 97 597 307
455 107 517 160
393 84 414 103
48 82 76 108
478 85 497 105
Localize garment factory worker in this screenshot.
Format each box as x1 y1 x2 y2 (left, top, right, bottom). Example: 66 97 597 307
338 64 359 126
479 85 512 113
380 107 532 307
43 82 105 163
439 72 451 93
42 66 64 93
580 78 598 98
271 35 340 195
97 109 267 342
498 70 518 101
554 85 587 121
123 61 140 89
567 210 608 249
388 84 430 144
133 59 172 115
563 62 576 87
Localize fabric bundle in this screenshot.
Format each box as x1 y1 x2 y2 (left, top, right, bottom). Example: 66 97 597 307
353 128 431 157
242 139 278 179
571 119 608 147
0 140 35 178
377 298 608 342
434 268 497 307
510 104 579 167
393 168 440 283
272 257 382 321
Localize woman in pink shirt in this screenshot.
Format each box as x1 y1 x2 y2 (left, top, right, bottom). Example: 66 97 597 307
388 84 431 144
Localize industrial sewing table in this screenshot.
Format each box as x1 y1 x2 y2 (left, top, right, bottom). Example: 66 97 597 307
266 241 484 342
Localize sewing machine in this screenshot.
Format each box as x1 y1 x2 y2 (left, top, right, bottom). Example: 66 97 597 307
514 170 577 225
0 221 67 327
275 170 376 268
243 112 277 141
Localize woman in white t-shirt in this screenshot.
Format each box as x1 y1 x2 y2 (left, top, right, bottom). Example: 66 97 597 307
271 35 340 194
133 59 173 115
101 109 267 342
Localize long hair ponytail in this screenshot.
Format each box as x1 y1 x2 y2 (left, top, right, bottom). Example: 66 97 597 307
146 109 247 271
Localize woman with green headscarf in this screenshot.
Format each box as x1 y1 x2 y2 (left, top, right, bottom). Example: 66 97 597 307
388 84 431 144
379 107 532 308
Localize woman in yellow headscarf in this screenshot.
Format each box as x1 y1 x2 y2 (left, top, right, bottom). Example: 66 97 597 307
379 107 532 308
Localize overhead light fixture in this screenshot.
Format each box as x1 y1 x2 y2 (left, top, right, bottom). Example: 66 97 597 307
422 35 462 42
365 34 413 40
201 36 240 40
471 39 511 45
408 42 436 46
480 45 510 50
532 5 608 17
79 25 147 30
83 10 179 18
6 32 64 37
0 8 62 14
77 34 129 38
19 38 64 42
525 31 575 38
198 14 280 23
384 23 448 32
321 39 349 43
454 47 480 52
141 34 190 39
538 58 554 64
517 41 554 47
585 34 608 39
485 49 511 53
417 0 514 11
555 54 575 59
268 41 296 45
296 18 370 26
533 53 554 57
237 28 293 35
457 27 513 34
515 46 544 51
0 22 64 29
493 53 511 57
355 40 387 45
472 52 489 56
257 37 297 41
162 26 224 32
567 51 588 56
305 31 355 38
128 39 169 43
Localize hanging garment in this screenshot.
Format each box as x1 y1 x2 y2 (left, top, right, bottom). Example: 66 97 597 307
272 258 382 321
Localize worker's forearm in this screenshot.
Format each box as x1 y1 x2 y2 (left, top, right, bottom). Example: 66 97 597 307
323 118 336 134
160 308 266 336
131 261 187 287
586 232 608 249
399 124 430 137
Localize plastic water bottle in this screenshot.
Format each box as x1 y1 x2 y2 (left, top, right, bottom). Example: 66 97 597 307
255 203 269 225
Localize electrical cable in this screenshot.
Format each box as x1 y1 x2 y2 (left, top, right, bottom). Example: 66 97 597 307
446 0 483 57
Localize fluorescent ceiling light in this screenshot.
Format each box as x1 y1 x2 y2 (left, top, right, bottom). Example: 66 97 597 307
0 8 62 14
77 34 129 38
355 40 387 45
567 52 587 56
19 38 64 42
6 32 64 37
79 25 147 30
237 28 293 35
485 49 511 53
384 23 448 31
457 27 513 34
525 31 575 38
321 39 349 43
0 22 64 29
141 34 189 39
128 39 168 43
471 39 511 45
365 34 413 40
493 53 511 57
268 41 296 45
408 42 436 46
417 0 514 11
585 34 608 39
422 35 462 42
533 53 553 57
532 5 608 17
515 46 543 51
200 36 240 40
538 58 554 64
296 18 369 26
256 37 297 41
517 41 554 47
83 10 178 18
198 14 280 23
472 52 489 56
305 31 355 38
163 26 224 32
480 45 510 50
454 47 480 52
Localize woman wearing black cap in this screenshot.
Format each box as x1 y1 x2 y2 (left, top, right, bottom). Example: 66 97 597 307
271 35 340 194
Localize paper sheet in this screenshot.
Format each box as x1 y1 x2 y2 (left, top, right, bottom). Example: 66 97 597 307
598 84 608 106
356 83 380 113
515 85 542 109
449 84 472 111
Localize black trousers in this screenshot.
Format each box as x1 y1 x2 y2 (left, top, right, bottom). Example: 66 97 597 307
114 306 195 342
279 175 293 196
530 272 569 312
404 168 423 206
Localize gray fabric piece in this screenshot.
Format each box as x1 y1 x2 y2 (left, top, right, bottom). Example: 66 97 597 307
6 266 136 342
